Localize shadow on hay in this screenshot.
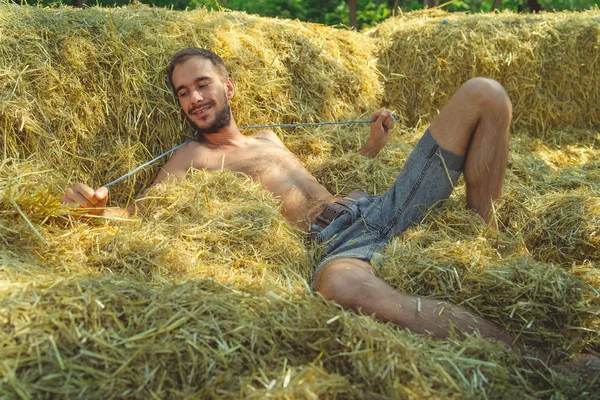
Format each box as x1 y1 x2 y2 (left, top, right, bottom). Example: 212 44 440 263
519 194 600 266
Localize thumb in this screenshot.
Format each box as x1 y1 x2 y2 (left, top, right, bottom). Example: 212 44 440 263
95 187 109 205
370 111 384 128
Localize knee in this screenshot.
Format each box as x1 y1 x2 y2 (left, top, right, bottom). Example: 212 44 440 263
462 77 512 120
314 262 368 307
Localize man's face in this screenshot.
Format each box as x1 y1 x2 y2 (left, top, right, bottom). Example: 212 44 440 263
171 56 234 134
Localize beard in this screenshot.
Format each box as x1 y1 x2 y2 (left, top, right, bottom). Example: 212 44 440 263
188 94 232 136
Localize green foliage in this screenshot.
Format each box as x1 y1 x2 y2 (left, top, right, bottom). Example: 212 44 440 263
445 0 599 11
19 0 600 27
537 0 600 10
218 0 396 29
323 0 393 28
219 0 310 19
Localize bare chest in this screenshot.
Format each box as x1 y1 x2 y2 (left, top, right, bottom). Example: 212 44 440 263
193 141 302 178
185 138 333 228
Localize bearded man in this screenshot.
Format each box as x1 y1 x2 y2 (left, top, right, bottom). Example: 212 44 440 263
62 48 600 376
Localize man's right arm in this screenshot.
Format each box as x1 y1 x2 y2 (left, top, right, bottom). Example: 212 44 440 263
62 142 200 218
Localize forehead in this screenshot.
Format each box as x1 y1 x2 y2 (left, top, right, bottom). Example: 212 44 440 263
171 56 220 86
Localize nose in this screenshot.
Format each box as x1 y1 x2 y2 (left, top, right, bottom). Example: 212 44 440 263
190 89 203 103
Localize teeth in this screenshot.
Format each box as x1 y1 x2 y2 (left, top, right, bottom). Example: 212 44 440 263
192 105 210 115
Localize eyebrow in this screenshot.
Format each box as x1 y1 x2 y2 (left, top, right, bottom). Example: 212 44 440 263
175 76 211 93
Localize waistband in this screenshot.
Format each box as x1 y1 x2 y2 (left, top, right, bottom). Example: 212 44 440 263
307 190 367 242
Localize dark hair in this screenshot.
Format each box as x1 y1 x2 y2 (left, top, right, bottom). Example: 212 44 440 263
167 48 229 88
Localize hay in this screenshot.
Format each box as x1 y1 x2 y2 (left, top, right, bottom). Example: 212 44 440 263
372 10 600 135
0 274 548 399
519 190 600 265
0 2 381 204
1 3 600 398
379 206 599 354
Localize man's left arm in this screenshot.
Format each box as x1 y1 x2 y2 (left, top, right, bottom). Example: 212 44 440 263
359 109 395 158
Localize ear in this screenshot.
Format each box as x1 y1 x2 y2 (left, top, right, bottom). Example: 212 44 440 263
225 77 234 101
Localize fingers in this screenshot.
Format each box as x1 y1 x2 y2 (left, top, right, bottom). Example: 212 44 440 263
371 109 395 132
62 188 88 206
62 183 108 208
73 182 97 204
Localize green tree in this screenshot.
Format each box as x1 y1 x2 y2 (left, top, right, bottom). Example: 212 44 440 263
20 0 600 23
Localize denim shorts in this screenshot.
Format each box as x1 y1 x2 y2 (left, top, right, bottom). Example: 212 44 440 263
310 129 465 282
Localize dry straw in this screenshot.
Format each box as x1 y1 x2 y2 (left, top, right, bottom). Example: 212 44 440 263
372 10 600 136
0 2 381 203
1 2 599 399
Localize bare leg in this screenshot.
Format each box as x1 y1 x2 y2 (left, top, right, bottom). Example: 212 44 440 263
316 79 513 333
315 259 600 379
428 78 512 224
315 258 515 347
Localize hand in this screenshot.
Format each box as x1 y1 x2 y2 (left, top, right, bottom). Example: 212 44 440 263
61 183 108 215
359 109 396 158
369 109 395 148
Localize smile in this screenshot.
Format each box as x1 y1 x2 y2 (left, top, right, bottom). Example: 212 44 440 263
190 102 213 118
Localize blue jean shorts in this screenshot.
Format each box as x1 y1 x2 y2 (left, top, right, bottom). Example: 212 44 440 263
310 129 465 281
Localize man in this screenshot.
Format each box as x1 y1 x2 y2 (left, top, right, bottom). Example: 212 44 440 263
61 48 587 367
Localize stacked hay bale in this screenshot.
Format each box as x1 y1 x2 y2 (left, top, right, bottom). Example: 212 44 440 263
0 3 381 203
1 3 599 399
372 10 600 135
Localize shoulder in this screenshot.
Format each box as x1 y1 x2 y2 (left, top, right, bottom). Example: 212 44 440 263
252 130 287 149
152 140 213 185
168 140 210 168
172 139 208 156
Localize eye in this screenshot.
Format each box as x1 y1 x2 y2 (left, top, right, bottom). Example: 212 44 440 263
177 91 188 98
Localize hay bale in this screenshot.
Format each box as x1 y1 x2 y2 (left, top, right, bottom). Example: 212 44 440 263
1 273 572 399
0 3 381 204
1 3 600 398
379 204 599 354
519 190 600 265
372 10 600 135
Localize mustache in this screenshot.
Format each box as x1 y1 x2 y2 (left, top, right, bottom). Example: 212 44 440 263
189 101 214 114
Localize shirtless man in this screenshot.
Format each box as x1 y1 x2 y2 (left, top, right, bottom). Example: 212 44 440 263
62 48 597 372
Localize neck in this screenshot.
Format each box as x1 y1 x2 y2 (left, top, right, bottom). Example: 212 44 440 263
200 118 246 147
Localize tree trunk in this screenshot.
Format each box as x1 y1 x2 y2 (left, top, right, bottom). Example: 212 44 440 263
491 0 502 11
388 0 399 16
348 0 358 29
72 0 83 7
422 0 439 8
527 0 542 12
